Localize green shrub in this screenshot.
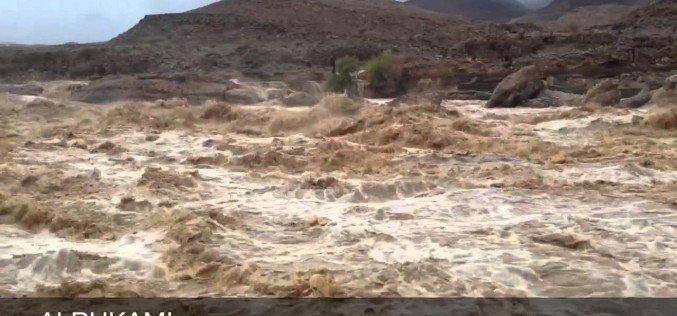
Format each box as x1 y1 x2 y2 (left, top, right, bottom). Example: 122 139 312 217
325 56 360 93
364 51 395 88
364 51 407 98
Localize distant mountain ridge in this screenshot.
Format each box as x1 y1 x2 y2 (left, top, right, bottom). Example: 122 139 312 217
405 0 657 24
405 0 529 21
511 0 655 29
522 0 648 19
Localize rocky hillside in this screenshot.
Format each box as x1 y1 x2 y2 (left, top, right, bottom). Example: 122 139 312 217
0 0 674 91
191 0 467 19
114 0 469 47
0 0 486 84
613 0 677 36
405 0 528 21
108 0 482 75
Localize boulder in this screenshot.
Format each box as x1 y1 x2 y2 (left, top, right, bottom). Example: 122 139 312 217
266 88 293 100
619 86 652 108
485 65 545 108
281 92 320 107
583 79 620 106
223 87 264 105
0 83 43 96
548 90 584 106
649 74 677 106
521 90 580 108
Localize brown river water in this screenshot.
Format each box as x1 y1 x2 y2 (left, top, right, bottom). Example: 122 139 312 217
0 83 676 297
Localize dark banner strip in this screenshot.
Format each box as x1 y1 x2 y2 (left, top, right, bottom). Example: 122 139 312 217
1 298 676 316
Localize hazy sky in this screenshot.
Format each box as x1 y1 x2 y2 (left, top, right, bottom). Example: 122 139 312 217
0 0 218 45
518 0 552 9
0 0 553 45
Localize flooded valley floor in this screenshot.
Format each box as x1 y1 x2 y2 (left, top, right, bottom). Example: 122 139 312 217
1 91 676 297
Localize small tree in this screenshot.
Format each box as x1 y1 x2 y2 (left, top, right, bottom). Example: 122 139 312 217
325 56 360 93
364 51 395 89
364 51 405 97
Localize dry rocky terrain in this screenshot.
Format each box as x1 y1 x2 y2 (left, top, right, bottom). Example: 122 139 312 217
0 0 674 98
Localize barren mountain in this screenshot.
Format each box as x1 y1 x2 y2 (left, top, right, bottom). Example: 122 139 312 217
0 0 674 92
405 0 529 21
113 0 469 49
0 0 475 83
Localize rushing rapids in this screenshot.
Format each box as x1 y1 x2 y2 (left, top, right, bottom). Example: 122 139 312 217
1 85 676 297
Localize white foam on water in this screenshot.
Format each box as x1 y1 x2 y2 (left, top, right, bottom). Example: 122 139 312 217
0 226 164 292
3 104 677 296
533 113 639 146
543 163 677 186
443 100 578 120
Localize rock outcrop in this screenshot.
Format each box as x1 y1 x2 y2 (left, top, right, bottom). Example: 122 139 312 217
619 86 652 108
612 0 677 37
583 79 620 106
649 74 677 106
485 65 545 108
522 90 583 108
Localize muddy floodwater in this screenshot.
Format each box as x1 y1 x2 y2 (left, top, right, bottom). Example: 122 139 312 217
1 88 676 297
